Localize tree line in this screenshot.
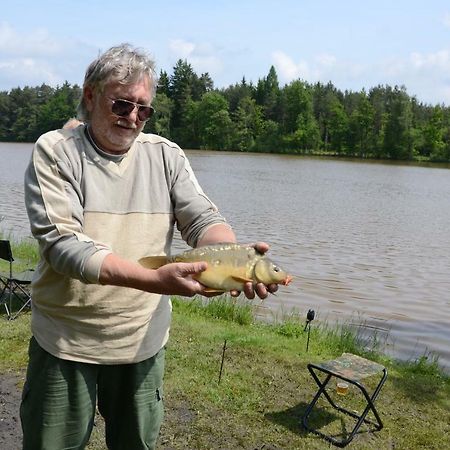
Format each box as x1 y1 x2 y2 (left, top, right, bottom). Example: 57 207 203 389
1 60 450 162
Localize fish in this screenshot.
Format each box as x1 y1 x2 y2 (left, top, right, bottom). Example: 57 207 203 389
138 243 292 293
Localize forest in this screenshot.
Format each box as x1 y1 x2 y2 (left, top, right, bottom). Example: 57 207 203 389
1 60 450 162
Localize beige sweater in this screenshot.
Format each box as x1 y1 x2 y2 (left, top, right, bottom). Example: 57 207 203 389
24 125 227 364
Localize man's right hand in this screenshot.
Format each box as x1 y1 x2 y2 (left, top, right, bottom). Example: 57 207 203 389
152 262 219 297
99 253 221 297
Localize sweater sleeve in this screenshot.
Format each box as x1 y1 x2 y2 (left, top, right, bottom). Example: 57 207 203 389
168 146 229 247
24 131 111 283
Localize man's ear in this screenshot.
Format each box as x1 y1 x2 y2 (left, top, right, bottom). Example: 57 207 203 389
83 86 95 112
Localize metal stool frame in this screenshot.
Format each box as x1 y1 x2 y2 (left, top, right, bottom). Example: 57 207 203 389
302 353 388 447
0 240 33 320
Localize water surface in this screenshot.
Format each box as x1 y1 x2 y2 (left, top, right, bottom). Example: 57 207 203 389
1 142 449 372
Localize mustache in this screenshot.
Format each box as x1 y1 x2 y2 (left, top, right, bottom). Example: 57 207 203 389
116 119 138 129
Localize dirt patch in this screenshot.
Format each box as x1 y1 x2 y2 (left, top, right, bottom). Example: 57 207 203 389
0 372 24 450
0 373 282 449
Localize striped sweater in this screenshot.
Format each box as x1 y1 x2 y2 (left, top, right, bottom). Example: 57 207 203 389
24 125 227 364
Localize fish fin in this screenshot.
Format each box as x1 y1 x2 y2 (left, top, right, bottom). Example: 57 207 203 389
231 275 253 283
203 288 226 294
138 256 169 269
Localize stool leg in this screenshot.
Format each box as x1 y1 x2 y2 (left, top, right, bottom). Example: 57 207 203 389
302 373 332 431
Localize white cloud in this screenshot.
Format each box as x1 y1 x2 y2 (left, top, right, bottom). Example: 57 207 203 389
168 38 223 76
0 58 61 88
169 39 196 59
410 49 450 69
0 22 96 91
0 22 62 56
376 50 450 104
271 51 309 80
442 12 450 28
271 51 338 83
271 48 450 105
314 53 337 68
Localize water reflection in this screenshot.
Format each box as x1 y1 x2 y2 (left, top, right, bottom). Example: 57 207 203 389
0 143 32 238
1 143 449 372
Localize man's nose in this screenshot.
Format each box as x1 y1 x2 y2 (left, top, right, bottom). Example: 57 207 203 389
127 105 139 121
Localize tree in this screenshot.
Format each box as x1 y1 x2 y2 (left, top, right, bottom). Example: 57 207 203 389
383 86 415 160
347 91 374 157
168 60 198 140
35 82 79 135
0 63 449 162
193 92 233 150
194 73 214 98
424 107 448 161
232 96 263 151
328 99 349 155
282 80 320 152
157 70 170 97
255 119 281 152
143 92 173 139
254 66 281 121
5 86 45 141
0 91 12 141
312 82 344 150
221 77 255 114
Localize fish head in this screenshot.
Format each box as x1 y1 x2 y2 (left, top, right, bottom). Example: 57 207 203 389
254 258 292 286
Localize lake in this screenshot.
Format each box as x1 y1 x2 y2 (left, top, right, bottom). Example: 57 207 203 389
1 141 449 372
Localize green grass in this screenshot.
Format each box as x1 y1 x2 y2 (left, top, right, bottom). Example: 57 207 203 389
1 240 449 449
0 233 39 273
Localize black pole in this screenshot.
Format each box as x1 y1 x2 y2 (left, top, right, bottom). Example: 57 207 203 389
218 339 227 384
304 309 315 352
306 322 311 352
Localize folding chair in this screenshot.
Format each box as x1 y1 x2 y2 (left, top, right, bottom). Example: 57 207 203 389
0 240 34 320
302 353 387 447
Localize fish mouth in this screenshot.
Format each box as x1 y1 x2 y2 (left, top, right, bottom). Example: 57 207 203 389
281 275 293 286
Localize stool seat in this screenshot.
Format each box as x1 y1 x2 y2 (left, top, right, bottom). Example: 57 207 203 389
302 353 387 447
315 353 385 380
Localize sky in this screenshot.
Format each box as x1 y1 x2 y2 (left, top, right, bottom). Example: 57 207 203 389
2 0 450 105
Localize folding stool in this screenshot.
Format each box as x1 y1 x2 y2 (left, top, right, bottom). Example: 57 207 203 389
0 240 34 320
302 352 387 447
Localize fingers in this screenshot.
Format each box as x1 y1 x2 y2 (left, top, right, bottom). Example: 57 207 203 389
250 241 269 255
267 283 279 295
242 281 269 300
180 261 208 275
154 261 209 297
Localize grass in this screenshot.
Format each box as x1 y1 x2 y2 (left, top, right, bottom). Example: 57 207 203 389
1 240 449 449
0 233 39 273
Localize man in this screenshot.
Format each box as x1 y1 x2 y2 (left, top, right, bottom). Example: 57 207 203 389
22 43 275 450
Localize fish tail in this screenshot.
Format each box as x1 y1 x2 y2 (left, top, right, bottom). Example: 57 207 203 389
138 256 169 269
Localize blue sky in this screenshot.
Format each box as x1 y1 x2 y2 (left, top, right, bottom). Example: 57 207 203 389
2 0 450 105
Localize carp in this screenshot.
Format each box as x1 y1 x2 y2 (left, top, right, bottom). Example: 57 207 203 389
139 243 292 293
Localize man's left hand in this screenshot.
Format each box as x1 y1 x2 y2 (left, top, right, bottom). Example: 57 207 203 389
230 241 279 300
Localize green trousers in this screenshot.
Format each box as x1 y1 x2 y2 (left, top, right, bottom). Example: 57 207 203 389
20 337 165 450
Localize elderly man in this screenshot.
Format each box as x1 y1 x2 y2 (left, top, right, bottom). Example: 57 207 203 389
21 43 275 450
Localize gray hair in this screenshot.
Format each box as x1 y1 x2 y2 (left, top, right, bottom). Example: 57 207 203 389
77 43 158 122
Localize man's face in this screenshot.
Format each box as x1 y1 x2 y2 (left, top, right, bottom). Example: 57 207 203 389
84 76 153 154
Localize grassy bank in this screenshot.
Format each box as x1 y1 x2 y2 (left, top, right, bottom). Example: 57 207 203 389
0 297 448 449
1 239 449 449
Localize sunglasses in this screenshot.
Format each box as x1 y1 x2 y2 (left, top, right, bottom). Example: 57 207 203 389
109 98 155 122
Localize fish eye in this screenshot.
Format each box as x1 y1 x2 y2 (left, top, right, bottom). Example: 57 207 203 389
273 266 280 272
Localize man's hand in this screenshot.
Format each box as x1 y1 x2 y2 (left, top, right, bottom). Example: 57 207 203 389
154 262 220 297
230 241 279 300
99 253 221 297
